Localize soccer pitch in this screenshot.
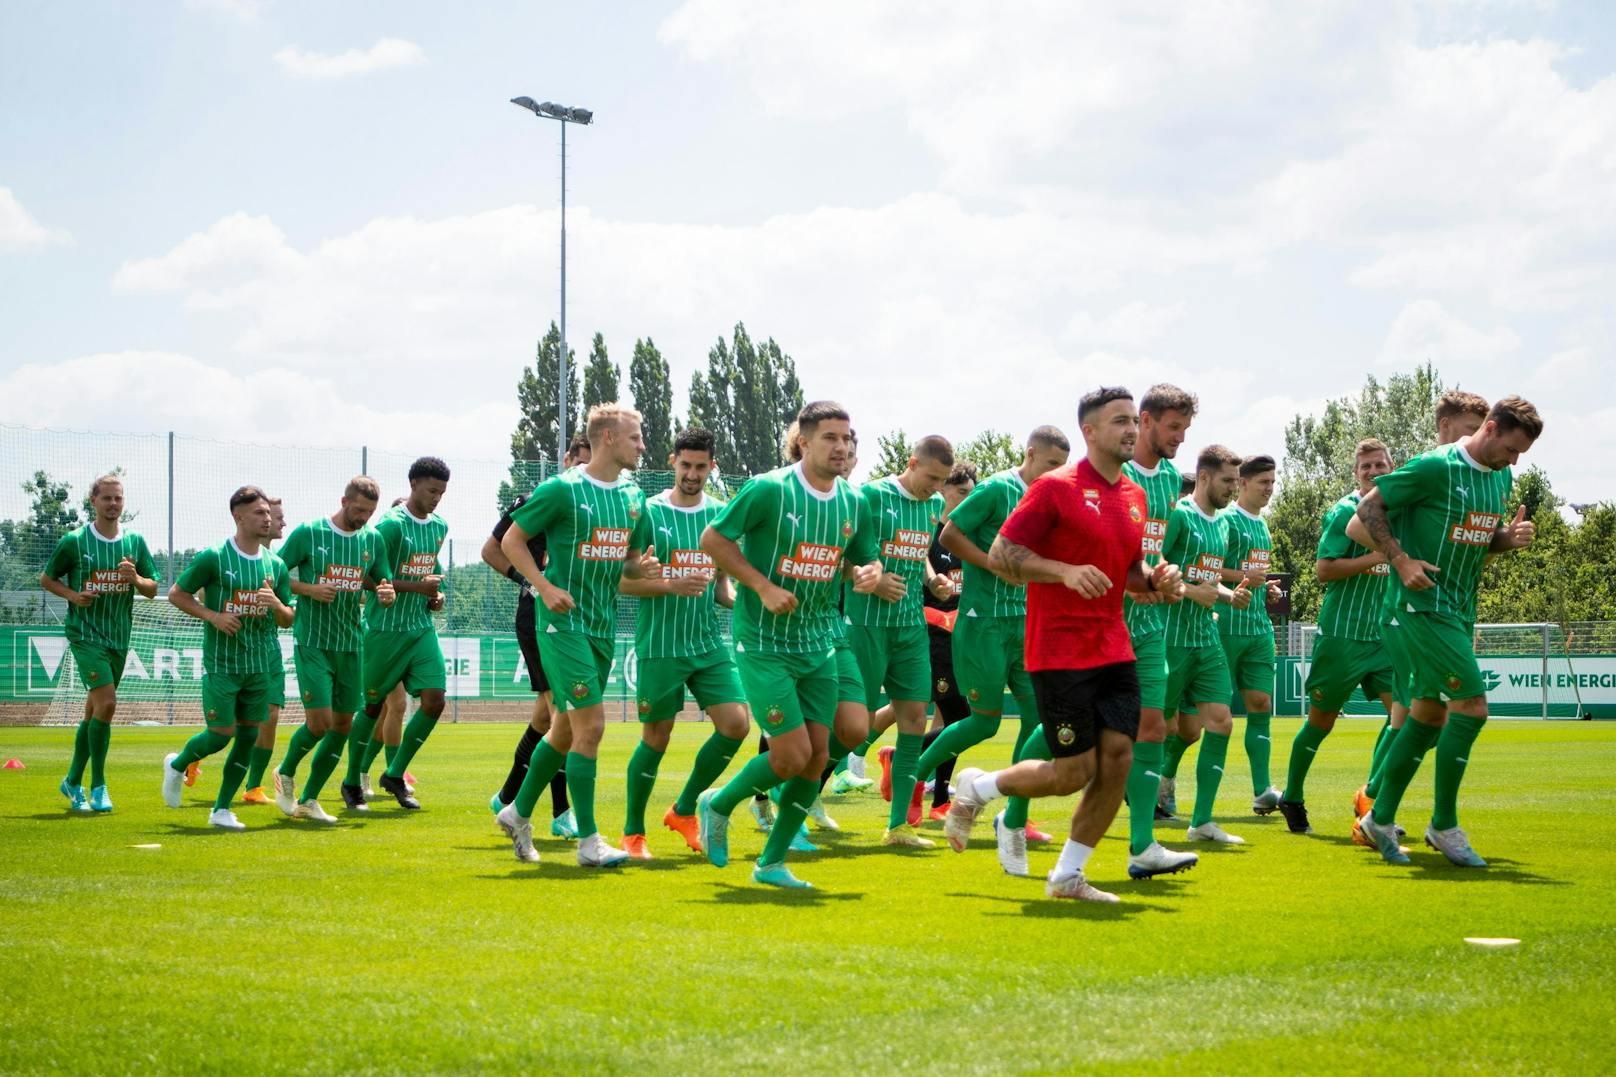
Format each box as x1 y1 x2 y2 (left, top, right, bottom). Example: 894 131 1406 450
2 719 1612 1074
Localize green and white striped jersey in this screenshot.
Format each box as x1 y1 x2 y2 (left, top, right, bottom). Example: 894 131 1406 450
173 538 291 674
1316 491 1389 642
1161 497 1230 648
365 506 448 635
635 491 724 659
1218 504 1273 638
1375 442 1512 625
279 517 391 652
44 525 158 650
1121 457 1180 640
844 475 944 628
510 468 651 639
711 463 879 655
948 468 1029 619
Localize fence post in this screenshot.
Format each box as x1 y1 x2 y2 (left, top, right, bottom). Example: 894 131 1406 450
1542 623 1551 720
448 538 457 724
167 431 175 726
361 445 368 476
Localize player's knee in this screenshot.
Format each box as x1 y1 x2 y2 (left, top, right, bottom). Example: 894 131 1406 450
643 722 673 752
420 693 445 718
712 710 748 740
1248 694 1272 712
1307 709 1337 732
1101 737 1133 774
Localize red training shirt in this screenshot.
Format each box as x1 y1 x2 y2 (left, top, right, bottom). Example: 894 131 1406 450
997 457 1148 672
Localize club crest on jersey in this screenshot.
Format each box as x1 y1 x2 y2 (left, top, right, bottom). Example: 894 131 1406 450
841 520 853 538
1129 504 1143 523
571 681 590 700
765 705 784 726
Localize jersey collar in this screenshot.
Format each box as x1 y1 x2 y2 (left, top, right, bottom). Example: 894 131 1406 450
1185 498 1219 522
1234 503 1262 521
792 462 838 502
229 537 264 560
87 523 123 543
656 491 710 513
1456 441 1492 473
402 507 434 524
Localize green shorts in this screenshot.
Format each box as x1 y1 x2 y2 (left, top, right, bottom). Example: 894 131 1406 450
635 647 746 722
1132 632 1167 713
268 663 286 709
1380 618 1414 709
202 670 271 727
70 641 126 691
1221 633 1276 695
295 644 363 713
952 613 1036 715
363 629 446 704
1305 635 1395 713
848 623 930 708
1396 611 1485 702
1165 643 1230 710
834 640 866 705
737 648 838 735
538 630 614 712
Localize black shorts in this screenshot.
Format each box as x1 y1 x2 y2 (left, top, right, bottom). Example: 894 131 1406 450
928 625 968 721
515 595 549 694
1031 661 1141 758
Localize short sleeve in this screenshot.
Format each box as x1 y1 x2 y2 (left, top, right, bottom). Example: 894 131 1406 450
44 534 76 580
510 481 564 536
374 514 403 565
947 480 994 538
175 548 217 594
712 478 771 542
365 531 391 582
134 535 158 581
1162 507 1188 566
1316 502 1353 560
273 558 293 603
278 524 312 573
1374 453 1444 513
844 487 880 565
998 476 1060 552
630 492 653 549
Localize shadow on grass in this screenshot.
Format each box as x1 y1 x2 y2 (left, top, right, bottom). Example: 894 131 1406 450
1394 855 1567 887
948 891 1177 921
682 881 867 905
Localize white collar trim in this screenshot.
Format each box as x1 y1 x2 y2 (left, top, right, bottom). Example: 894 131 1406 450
229 537 263 560
1456 442 1491 473
793 462 838 502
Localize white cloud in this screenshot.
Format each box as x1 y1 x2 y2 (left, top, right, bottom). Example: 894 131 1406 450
1379 299 1520 368
0 188 68 251
1064 302 1186 350
273 37 425 80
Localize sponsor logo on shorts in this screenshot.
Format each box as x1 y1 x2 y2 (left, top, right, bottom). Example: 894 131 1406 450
1056 725 1076 746
571 681 590 700
302 691 313 702
207 708 218 719
765 705 784 726
86 669 101 683
366 687 379 699
1449 511 1501 547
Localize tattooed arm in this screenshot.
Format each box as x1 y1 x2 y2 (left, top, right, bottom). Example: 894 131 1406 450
988 535 1112 599
1355 488 1438 591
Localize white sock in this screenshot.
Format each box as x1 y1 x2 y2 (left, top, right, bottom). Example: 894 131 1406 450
1052 838 1094 878
972 771 1001 802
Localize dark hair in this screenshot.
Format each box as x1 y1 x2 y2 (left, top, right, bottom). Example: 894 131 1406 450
1238 454 1276 478
1196 444 1241 474
1179 474 1197 497
1079 386 1134 425
391 496 408 508
566 434 591 459
1488 395 1543 439
408 456 451 483
1436 390 1489 425
1027 425 1070 453
229 485 266 512
674 427 717 458
797 400 851 439
913 434 954 467
946 461 979 486
1139 383 1199 420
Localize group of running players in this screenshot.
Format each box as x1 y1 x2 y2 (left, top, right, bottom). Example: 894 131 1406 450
41 382 1543 898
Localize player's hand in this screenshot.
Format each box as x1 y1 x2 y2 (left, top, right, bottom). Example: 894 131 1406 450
67 589 96 608
376 579 396 607
1497 505 1535 550
636 551 663 579
209 610 242 636
873 573 907 602
117 557 137 583
667 570 711 597
1061 565 1112 599
1185 580 1219 609
1230 579 1252 610
1266 578 1283 600
421 574 443 597
1151 562 1185 604
308 580 339 603
1391 554 1439 591
760 582 798 615
540 584 576 615
427 592 446 612
1244 566 1267 588
257 578 280 609
927 574 953 600
851 563 882 595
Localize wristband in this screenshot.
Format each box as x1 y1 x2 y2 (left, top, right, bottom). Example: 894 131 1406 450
505 566 525 585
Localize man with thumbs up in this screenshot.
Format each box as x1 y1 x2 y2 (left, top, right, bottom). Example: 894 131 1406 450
1218 455 1284 816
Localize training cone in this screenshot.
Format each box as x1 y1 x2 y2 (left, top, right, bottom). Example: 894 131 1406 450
2 759 24 770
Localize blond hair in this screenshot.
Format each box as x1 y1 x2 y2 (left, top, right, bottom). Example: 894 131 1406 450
586 402 643 443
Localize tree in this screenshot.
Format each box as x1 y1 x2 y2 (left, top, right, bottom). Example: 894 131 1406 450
1476 470 1616 625
582 332 620 412
499 323 578 511
685 322 805 476
956 430 1021 476
687 337 737 466
868 430 913 480
0 471 83 594
629 337 674 465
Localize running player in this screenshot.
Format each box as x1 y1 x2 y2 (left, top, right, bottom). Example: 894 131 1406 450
694 401 883 889
241 497 288 805
494 403 656 868
353 498 409 797
40 473 159 813
269 477 395 822
160 486 293 830
945 387 1184 901
1218 454 1284 814
1353 396 1541 866
1158 468 1207 815
1161 445 1249 844
912 460 978 818
1276 439 1395 834
484 436 591 838
846 435 953 848
352 458 451 811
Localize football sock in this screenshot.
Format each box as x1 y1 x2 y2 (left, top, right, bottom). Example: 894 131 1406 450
1162 733 1190 779
674 732 743 815
212 726 257 811
886 731 923 829
713 752 787 816
67 719 90 785
1003 725 1050 831
1127 740 1165 855
564 752 598 839
277 724 319 779
512 739 566 819
623 741 664 837
1244 713 1273 793
244 746 273 790
497 724 543 806
758 776 818 865
343 713 377 786
1370 719 1442 827
87 719 112 789
1283 721 1330 802
1431 714 1485 831
384 711 436 778
173 728 230 770
300 729 347 802
1189 730 1229 828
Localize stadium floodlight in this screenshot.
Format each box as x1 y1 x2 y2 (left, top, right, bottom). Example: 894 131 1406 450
510 95 595 464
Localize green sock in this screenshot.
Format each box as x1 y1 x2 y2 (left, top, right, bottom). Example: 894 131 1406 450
915 711 1000 778
1283 722 1331 802
1365 721 1400 798
1366 717 1392 783
385 710 436 778
87 720 112 789
1162 733 1189 779
1012 711 1041 759
212 727 258 811
759 776 818 865
299 730 347 803
886 731 923 829
565 752 598 839
512 739 567 818
67 719 91 785
1003 724 1051 830
174 728 230 770
344 713 377 786
712 752 787 815
1431 714 1485 831
1126 740 1165 855
673 732 742 816
244 745 273 790
854 728 882 758
1244 713 1272 793
1190 730 1230 828
1370 719 1442 826
624 742 664 837
384 742 399 768
833 754 849 775
361 736 385 773
277 724 319 778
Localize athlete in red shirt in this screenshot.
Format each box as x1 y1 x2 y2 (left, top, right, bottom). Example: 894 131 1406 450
944 387 1184 902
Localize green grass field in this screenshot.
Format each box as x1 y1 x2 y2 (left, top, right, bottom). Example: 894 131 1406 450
2 718 1612 1074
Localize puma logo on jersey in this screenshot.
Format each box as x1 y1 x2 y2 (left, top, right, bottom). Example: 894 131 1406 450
785 512 802 528
1085 501 1101 515
885 507 899 519
579 503 594 515
658 526 673 537
1455 484 1469 497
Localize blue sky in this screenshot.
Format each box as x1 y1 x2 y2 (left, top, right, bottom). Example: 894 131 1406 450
2 0 1613 543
